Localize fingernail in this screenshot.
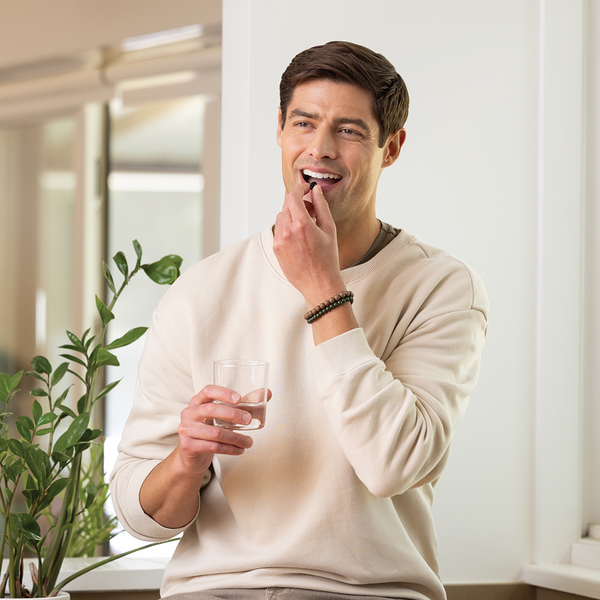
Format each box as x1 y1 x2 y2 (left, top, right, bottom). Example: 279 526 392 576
232 392 241 402
242 412 251 424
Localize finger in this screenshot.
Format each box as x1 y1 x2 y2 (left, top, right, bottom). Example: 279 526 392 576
205 401 254 427
180 406 254 441
285 182 313 222
179 421 253 454
309 184 335 230
275 203 292 233
191 384 241 407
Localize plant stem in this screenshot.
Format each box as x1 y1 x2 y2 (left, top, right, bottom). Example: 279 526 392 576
52 538 178 594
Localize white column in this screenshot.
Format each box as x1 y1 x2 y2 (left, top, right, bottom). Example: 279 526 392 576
534 0 586 564
220 0 251 249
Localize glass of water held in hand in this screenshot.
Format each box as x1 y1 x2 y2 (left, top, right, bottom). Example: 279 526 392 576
213 359 269 430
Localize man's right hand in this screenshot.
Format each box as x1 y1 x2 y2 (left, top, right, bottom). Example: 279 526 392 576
178 384 255 474
139 385 260 529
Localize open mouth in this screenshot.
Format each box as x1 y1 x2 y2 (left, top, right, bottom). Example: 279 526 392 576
302 168 342 188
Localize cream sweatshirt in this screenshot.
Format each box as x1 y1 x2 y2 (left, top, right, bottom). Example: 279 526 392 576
110 227 489 600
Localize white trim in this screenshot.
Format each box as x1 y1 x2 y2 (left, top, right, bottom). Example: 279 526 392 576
534 0 586 564
220 0 251 249
523 564 600 599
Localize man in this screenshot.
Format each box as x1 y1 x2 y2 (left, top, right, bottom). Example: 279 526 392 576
110 41 489 600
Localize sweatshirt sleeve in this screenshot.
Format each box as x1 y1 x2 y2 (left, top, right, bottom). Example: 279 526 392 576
108 289 207 542
309 261 489 498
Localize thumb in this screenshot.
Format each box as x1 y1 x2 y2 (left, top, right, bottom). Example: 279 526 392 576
310 184 335 231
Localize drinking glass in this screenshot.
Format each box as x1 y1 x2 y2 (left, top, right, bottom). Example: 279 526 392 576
212 359 269 430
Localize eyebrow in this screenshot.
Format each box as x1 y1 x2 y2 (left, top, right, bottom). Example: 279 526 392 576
289 108 373 135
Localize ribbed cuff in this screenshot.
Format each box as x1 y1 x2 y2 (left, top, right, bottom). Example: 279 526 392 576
308 328 376 390
122 459 198 540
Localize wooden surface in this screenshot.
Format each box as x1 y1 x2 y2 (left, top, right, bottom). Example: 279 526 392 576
67 584 596 600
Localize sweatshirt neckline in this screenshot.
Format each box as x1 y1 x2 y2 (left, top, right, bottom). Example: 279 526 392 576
259 226 415 286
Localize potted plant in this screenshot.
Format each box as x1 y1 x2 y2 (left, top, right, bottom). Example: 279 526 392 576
0 241 182 598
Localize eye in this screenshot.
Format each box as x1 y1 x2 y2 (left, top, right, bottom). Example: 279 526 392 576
340 128 362 138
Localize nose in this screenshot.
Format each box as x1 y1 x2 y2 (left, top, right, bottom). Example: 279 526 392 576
310 127 338 161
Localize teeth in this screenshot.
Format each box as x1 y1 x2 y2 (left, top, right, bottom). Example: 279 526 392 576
303 169 341 180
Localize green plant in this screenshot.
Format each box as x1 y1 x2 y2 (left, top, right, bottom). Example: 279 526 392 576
50 443 118 558
0 241 182 598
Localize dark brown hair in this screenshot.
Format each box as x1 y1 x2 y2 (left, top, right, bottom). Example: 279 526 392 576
279 41 409 148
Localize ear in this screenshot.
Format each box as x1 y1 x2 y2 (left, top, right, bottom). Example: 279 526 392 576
381 128 406 169
277 107 283 148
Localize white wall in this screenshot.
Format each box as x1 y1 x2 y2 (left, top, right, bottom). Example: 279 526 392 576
221 0 594 584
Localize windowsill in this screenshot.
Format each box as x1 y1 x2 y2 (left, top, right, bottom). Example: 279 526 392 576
2 556 168 592
523 563 600 599
6 556 600 596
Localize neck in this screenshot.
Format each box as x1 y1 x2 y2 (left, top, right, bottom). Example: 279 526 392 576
337 216 381 270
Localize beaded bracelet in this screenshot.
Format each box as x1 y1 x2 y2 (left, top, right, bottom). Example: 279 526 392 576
304 291 354 324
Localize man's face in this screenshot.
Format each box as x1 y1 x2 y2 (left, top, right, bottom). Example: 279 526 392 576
277 79 404 228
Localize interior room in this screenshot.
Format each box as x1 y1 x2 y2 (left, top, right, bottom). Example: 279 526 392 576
0 1 599 599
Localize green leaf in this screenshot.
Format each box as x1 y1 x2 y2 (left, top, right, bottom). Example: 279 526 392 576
95 348 120 368
22 488 41 508
133 239 143 269
54 413 90 453
113 251 129 278
67 368 86 385
35 427 53 437
30 388 49 397
66 330 86 352
56 404 76 419
10 513 41 542
31 355 52 375
17 415 34 431
51 450 71 464
32 399 43 424
43 477 70 504
74 441 91 453
60 353 87 368
94 378 122 401
0 371 22 403
77 394 86 415
16 416 34 442
25 448 45 482
95 295 115 327
55 385 73 405
8 439 26 458
142 257 180 285
0 373 10 394
38 411 58 426
58 343 80 352
103 260 117 294
10 371 23 391
84 482 98 509
105 327 147 350
81 428 102 442
25 370 45 382
51 361 70 387
0 373 9 394
165 253 183 270
3 463 23 482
